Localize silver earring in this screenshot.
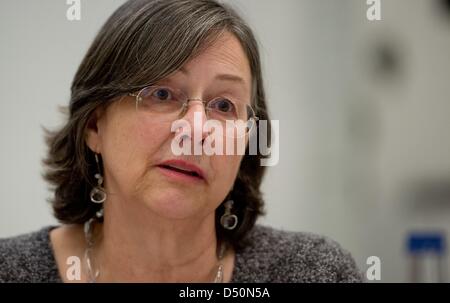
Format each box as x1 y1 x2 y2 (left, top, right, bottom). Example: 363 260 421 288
90 153 107 204
95 208 104 219
220 200 238 230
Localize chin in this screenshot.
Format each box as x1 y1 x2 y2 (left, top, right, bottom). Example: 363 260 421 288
141 189 202 220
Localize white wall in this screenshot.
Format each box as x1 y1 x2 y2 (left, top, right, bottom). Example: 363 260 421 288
1 0 449 282
0 0 126 236
348 0 450 282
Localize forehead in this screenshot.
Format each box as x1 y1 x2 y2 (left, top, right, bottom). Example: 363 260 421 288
174 32 252 89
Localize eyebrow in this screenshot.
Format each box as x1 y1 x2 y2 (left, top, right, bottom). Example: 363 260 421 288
179 66 246 85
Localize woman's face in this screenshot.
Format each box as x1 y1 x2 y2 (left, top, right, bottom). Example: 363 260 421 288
86 32 252 220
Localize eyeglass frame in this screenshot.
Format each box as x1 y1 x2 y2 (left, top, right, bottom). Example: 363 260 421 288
127 85 259 126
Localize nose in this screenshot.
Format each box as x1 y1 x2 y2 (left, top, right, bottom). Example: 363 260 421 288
178 99 210 145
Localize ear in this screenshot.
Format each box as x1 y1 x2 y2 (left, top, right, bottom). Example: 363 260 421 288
85 107 105 154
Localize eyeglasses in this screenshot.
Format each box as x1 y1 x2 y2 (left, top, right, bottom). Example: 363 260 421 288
128 85 258 136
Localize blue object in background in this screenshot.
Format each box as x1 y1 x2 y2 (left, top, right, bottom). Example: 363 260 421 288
406 231 447 282
408 232 446 255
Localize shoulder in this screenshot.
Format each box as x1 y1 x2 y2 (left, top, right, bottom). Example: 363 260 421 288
233 224 363 283
0 226 61 282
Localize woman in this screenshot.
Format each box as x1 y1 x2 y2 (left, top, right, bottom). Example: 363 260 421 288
0 0 362 282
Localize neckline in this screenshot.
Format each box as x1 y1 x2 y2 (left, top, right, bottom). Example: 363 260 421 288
45 225 240 283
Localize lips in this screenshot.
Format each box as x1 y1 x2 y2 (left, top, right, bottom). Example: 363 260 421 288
157 159 206 181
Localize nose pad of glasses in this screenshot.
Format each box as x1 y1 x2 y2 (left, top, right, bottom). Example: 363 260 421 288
178 103 189 118
179 100 208 119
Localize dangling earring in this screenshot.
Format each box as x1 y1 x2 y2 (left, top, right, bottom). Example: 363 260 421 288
90 153 107 204
220 199 238 230
95 208 104 219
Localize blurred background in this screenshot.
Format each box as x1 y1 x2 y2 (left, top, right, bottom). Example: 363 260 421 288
1 0 449 282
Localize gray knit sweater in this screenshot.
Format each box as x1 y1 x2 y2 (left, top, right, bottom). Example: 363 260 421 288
0 225 362 283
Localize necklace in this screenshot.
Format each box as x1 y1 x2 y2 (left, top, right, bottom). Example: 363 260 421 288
83 218 226 283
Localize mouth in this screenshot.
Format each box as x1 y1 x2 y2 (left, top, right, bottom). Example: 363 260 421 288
158 164 203 178
156 160 206 182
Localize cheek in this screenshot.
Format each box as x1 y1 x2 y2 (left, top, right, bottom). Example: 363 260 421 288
133 115 174 150
137 119 172 143
101 116 172 190
210 154 242 189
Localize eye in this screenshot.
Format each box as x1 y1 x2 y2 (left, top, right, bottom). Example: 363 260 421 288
140 87 176 102
151 88 172 101
209 98 235 113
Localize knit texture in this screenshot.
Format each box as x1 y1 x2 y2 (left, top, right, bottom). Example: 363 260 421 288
0 225 363 282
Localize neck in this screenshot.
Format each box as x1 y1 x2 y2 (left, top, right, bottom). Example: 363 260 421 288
90 199 223 282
